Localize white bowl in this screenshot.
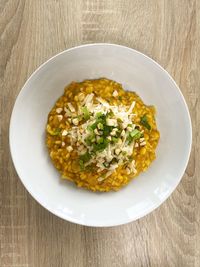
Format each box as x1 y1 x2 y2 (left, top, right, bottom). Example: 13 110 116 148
9 44 192 227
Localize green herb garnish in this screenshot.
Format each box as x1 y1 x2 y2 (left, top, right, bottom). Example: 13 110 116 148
97 122 104 130
107 110 114 117
140 114 151 130
90 122 98 130
111 137 118 143
97 137 104 144
79 152 91 163
79 151 92 170
51 128 61 136
85 138 92 146
117 118 123 123
103 162 109 168
84 113 113 154
130 129 142 139
85 165 94 172
96 112 103 118
79 160 85 171
127 129 142 144
85 131 96 145
87 125 94 132
81 107 90 120
93 139 109 152
102 125 113 137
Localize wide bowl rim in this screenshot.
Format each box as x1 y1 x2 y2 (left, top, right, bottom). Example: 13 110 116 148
9 43 192 227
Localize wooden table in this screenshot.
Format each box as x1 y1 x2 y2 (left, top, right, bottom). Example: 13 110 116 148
0 1 199 266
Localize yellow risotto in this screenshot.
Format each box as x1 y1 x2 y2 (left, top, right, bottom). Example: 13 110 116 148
46 78 160 192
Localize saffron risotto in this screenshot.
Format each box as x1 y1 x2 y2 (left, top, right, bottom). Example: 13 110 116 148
46 78 160 192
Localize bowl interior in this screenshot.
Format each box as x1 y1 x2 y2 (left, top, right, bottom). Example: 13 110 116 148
10 44 192 226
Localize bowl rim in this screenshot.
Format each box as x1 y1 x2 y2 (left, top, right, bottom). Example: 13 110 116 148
9 43 192 227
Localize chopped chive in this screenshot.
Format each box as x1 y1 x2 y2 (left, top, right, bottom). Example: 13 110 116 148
140 114 151 130
79 160 85 171
87 125 94 132
81 106 90 120
102 125 113 137
79 152 91 164
127 129 141 145
117 118 123 123
93 139 109 152
115 128 121 138
127 129 142 144
107 110 114 117
50 128 61 136
96 112 103 118
85 165 94 172
111 137 118 143
77 115 82 120
88 122 97 131
85 137 92 146
103 162 109 168
97 137 104 144
130 129 141 139
97 122 104 130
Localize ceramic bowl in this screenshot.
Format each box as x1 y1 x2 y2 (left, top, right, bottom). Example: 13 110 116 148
9 44 192 226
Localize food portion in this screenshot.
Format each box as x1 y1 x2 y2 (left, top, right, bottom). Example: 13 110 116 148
46 78 160 192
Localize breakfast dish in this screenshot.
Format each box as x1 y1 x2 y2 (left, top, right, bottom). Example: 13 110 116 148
46 78 160 192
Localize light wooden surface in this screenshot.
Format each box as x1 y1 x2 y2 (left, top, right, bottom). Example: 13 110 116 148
0 0 199 266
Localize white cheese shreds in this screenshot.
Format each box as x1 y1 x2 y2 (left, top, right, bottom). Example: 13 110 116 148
67 146 73 152
64 107 72 117
109 163 118 171
72 118 79 125
126 167 131 175
62 130 68 136
140 141 146 146
79 148 87 155
106 119 117 127
127 101 136 114
83 93 94 106
97 177 105 182
96 97 109 107
105 170 114 178
112 90 118 97
121 130 126 137
94 129 100 135
116 139 122 146
57 115 63 121
67 103 75 112
115 148 120 155
56 107 63 114
77 144 84 151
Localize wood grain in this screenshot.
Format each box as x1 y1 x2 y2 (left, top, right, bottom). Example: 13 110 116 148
0 0 199 266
